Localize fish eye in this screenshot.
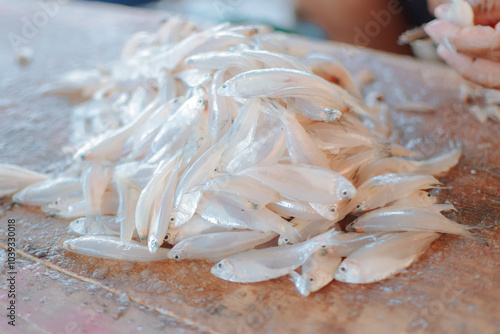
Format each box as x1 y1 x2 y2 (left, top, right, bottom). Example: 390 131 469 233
340 266 346 272
217 262 223 268
221 84 227 89
329 206 336 213
198 99 204 104
341 190 348 197
309 277 314 282
284 238 290 243
427 193 432 197
170 217 175 222
174 254 180 260
356 204 360 209
164 235 169 240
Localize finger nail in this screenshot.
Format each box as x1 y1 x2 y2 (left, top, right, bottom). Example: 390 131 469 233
442 37 457 54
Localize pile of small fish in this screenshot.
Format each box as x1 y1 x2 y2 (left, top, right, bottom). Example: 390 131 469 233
1 18 480 296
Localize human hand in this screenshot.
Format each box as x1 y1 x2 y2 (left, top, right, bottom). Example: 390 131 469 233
425 0 500 88
428 0 500 26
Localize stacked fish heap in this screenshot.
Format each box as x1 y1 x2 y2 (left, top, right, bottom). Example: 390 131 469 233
1 18 480 296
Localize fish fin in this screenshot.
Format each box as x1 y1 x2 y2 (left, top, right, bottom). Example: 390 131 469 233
474 234 489 247
466 224 495 230
466 224 494 247
432 203 457 212
461 229 489 247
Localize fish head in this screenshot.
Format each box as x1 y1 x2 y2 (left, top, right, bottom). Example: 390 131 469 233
197 97 207 109
325 108 342 122
334 260 362 283
338 181 356 200
41 202 57 215
168 214 176 227
164 231 175 245
324 204 339 221
148 235 161 254
345 222 358 232
217 80 236 96
211 259 236 281
420 191 437 205
167 248 182 261
184 55 197 65
311 202 340 221
168 96 185 109
69 218 86 235
49 197 64 208
189 88 208 112
305 271 329 293
11 190 25 204
72 140 95 161
354 201 366 212
278 235 288 246
63 239 77 252
167 242 184 261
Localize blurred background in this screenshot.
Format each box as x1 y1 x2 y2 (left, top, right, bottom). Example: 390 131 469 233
80 0 438 56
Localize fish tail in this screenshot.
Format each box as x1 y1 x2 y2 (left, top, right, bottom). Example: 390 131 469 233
315 228 342 246
432 203 457 212
465 223 494 246
466 224 495 230
460 229 489 247
473 234 489 247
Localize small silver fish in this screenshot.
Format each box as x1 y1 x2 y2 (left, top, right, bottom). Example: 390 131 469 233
13 177 81 206
352 173 441 212
241 164 356 204
211 229 341 283
334 232 440 284
168 230 276 262
346 206 481 243
291 248 341 296
0 164 48 197
63 236 170 262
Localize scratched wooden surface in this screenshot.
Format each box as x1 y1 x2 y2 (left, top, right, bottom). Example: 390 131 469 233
0 1 499 334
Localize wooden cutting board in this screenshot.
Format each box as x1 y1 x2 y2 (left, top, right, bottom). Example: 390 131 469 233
1 2 499 334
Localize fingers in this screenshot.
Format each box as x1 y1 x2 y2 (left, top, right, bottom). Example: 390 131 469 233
434 2 474 26
425 19 461 43
434 1 500 27
434 4 452 21
425 19 500 61
437 44 500 89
